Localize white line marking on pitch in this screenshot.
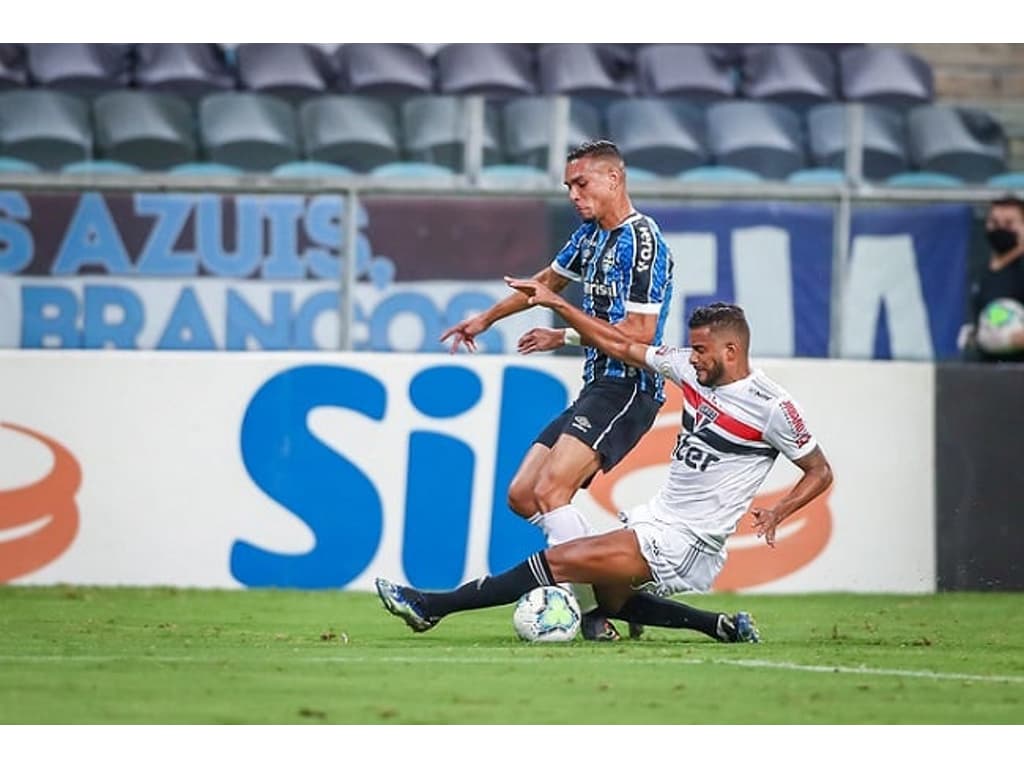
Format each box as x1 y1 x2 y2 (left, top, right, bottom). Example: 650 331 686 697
1 654 1021 685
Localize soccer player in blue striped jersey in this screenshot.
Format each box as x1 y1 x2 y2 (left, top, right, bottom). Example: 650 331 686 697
440 140 673 640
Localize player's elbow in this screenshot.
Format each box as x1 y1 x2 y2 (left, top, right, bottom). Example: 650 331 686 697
815 460 834 492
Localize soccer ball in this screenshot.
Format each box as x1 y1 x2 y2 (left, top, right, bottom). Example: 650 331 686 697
512 586 581 643
977 297 1024 354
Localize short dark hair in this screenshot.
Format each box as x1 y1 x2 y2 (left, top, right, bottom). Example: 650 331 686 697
689 302 750 347
989 195 1024 218
567 140 623 163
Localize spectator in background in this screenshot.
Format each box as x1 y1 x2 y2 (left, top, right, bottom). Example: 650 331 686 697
959 196 1024 362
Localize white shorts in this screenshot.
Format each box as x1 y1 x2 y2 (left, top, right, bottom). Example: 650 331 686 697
618 503 726 597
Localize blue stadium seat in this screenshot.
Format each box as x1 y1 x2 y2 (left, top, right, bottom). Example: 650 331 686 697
61 160 141 174
369 162 455 178
338 44 433 96
625 166 660 182
26 43 132 93
168 162 243 175
907 105 1007 183
538 44 633 98
271 161 354 177
885 171 964 187
706 100 806 179
807 103 909 180
401 96 501 171
93 90 196 170
501 97 603 170
987 172 1024 189
0 156 37 173
839 46 933 107
740 44 838 107
0 44 27 89
436 44 535 97
679 165 764 183
0 90 92 169
478 164 551 188
635 44 735 101
786 167 846 185
133 44 236 101
236 44 336 101
607 98 709 174
198 92 301 171
299 95 400 172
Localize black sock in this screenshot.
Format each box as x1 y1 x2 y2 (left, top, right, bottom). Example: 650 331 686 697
420 551 554 619
606 592 725 640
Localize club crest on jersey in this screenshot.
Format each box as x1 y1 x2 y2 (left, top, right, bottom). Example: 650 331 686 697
693 401 720 434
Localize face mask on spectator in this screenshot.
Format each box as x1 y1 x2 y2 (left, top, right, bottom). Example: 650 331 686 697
986 228 1018 254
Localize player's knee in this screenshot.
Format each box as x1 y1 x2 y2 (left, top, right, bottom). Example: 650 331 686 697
506 480 536 518
532 474 574 512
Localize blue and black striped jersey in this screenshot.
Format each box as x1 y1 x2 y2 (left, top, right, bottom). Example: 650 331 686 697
551 211 673 402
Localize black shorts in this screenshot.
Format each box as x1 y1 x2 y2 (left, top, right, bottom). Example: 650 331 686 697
535 377 661 478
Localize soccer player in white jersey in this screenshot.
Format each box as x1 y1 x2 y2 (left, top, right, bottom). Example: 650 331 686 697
377 289 832 643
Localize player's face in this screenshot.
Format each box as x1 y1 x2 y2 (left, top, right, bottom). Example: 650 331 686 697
688 326 727 387
564 157 619 222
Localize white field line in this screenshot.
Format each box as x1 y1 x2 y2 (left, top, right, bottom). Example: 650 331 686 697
1 654 1022 685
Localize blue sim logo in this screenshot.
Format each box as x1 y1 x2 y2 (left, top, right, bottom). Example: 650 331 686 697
232 364 568 589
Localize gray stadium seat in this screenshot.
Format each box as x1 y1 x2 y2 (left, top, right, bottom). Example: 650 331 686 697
807 103 909 180
706 100 806 179
0 44 27 89
740 44 837 107
338 44 433 96
401 96 501 171
198 92 300 171
93 90 196 170
236 43 335 101
299 95 400 172
907 105 1007 183
501 97 603 169
26 43 131 93
133 44 236 100
635 44 735 101
0 90 91 169
607 98 709 175
839 46 933 107
436 44 535 97
538 44 632 98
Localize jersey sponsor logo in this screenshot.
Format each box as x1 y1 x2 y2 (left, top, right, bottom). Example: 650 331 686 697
780 400 812 448
672 434 721 472
583 281 618 298
750 387 772 401
572 415 592 432
635 223 655 273
0 423 82 582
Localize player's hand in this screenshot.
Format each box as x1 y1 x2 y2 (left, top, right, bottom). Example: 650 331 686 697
439 315 488 354
504 276 560 309
751 506 784 548
517 327 567 355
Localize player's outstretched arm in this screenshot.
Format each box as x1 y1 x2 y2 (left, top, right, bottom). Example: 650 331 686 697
505 276 651 370
751 446 833 548
440 267 569 354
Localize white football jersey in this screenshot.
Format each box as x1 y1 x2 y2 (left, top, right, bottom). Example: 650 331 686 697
643 345 818 551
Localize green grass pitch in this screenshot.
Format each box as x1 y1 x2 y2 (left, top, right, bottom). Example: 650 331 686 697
1 586 1021 724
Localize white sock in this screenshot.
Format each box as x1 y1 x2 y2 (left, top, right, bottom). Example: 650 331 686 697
537 505 599 614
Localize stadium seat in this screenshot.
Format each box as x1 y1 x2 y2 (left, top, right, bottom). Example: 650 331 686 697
198 92 301 171
625 166 660 182
0 90 92 169
338 43 433 96
93 90 197 170
0 156 37 173
436 44 535 97
0 44 27 89
679 165 764 183
635 44 736 101
25 43 132 93
884 171 964 187
537 44 632 98
271 160 354 177
706 100 806 179
839 45 934 107
168 162 243 175
133 44 236 100
299 95 400 172
235 43 336 101
740 44 838 107
807 102 909 180
501 97 602 170
369 162 455 178
987 172 1024 189
786 167 847 184
606 98 709 175
401 96 501 171
478 164 551 188
907 105 1007 183
61 160 141 174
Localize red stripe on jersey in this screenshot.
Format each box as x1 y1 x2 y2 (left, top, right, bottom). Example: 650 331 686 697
681 381 764 442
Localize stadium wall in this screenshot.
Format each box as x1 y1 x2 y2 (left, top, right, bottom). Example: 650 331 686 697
1 351 936 594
